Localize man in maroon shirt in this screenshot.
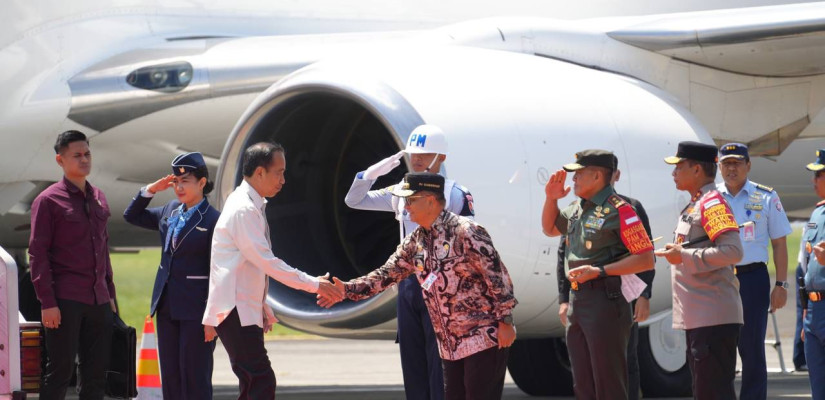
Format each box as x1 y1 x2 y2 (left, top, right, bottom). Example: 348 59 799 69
29 130 117 399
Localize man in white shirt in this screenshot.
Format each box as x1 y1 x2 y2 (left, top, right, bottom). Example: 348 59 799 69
202 141 343 399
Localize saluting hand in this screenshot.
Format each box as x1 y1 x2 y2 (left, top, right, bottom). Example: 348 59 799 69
497 321 517 349
654 243 683 265
544 169 571 200
146 174 175 194
363 151 404 180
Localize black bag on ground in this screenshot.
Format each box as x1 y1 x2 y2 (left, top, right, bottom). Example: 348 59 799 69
106 313 137 398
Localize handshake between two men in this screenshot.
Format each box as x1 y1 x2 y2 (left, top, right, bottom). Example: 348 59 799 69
316 273 347 308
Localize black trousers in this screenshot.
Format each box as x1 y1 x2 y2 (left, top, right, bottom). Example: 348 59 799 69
397 275 445 400
41 298 113 400
685 324 741 400
215 308 276 400
567 281 632 400
442 346 509 400
627 320 640 400
793 263 807 369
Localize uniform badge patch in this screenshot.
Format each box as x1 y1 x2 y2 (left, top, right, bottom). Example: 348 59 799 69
584 216 605 229
744 203 763 211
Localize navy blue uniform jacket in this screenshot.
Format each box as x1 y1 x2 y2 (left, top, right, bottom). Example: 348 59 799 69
123 191 220 320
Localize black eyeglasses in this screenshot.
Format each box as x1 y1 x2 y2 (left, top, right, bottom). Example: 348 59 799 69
405 195 431 205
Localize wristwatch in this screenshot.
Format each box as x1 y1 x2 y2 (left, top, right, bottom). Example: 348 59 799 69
500 315 513 325
597 265 608 278
775 281 789 289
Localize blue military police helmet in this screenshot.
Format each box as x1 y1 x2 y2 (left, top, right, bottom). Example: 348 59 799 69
807 149 825 172
719 143 749 162
171 152 206 176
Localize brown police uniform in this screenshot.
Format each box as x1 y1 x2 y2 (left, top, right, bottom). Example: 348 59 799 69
672 183 744 399
664 141 744 400
554 182 653 400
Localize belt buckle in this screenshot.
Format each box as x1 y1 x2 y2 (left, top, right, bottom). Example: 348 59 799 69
571 281 579 291
810 292 823 302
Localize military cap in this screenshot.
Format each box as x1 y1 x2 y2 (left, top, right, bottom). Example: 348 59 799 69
391 172 445 197
664 141 718 164
563 149 615 172
719 143 749 162
171 152 207 176
806 149 825 172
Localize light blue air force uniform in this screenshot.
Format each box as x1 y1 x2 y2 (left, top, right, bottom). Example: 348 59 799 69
717 180 792 264
717 180 791 400
803 200 825 399
805 202 825 291
344 170 474 400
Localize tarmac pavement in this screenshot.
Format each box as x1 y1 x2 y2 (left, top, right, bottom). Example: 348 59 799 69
41 302 813 399
206 304 812 399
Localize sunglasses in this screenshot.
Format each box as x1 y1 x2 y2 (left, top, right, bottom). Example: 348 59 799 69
405 194 432 205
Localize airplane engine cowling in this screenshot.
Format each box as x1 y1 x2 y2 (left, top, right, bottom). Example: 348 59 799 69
215 45 710 339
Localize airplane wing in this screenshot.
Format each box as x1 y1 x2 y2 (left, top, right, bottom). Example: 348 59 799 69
422 3 825 157
607 3 825 78
607 2 825 156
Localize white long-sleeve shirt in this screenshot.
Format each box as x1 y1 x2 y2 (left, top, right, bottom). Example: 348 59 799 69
202 180 319 328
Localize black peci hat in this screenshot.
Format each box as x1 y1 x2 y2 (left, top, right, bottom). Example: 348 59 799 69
664 141 718 164
390 172 445 197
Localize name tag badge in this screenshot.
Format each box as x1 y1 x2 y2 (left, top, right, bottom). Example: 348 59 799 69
421 273 438 291
675 221 691 236
744 203 763 211
743 222 755 242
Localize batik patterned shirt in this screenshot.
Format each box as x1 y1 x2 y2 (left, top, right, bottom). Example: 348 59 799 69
344 210 517 360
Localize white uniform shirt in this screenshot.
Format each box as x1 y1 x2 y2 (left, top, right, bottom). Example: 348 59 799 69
202 180 319 328
344 174 472 240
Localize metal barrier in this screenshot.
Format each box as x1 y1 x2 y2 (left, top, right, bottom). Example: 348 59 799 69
0 245 22 398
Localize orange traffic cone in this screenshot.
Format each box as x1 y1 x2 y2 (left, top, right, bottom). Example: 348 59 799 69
136 316 162 399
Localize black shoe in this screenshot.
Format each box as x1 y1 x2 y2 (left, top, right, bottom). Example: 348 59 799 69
796 364 809 372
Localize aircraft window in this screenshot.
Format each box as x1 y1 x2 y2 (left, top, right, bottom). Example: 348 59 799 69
126 62 193 92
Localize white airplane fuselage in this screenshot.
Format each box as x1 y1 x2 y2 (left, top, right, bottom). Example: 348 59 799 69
3 1 825 395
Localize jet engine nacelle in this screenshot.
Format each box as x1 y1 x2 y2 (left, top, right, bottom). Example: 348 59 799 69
216 45 705 395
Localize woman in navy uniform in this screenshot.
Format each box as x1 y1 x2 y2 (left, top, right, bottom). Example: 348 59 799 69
123 152 220 399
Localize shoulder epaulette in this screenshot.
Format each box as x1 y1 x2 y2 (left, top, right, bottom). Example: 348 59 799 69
755 183 774 193
454 184 471 195
607 194 628 209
